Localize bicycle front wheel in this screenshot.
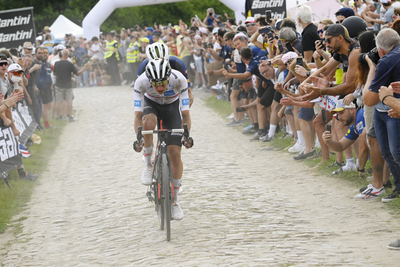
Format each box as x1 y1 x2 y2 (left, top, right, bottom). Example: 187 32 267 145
162 154 172 242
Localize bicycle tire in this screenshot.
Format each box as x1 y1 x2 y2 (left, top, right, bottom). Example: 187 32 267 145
162 154 171 241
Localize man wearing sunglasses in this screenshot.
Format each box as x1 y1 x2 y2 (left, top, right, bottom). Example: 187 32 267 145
334 7 355 25
134 58 192 220
300 24 360 163
245 17 258 36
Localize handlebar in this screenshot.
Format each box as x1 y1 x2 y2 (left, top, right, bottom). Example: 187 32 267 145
133 124 193 152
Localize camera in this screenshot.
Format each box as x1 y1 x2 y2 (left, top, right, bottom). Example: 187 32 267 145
359 47 380 66
209 12 213 16
259 26 274 40
236 107 246 112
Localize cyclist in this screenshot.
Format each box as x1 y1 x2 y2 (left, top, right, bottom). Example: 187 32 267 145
134 58 192 220
138 43 194 107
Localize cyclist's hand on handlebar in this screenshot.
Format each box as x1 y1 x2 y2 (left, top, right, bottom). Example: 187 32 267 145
133 137 145 152
181 136 194 149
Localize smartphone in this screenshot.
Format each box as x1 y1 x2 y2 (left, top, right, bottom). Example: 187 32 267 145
296 58 303 66
319 40 326 50
236 107 246 112
195 15 199 21
265 10 272 23
326 124 331 133
286 42 293 52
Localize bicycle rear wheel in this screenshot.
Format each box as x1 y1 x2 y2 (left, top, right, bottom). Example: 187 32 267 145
162 154 172 241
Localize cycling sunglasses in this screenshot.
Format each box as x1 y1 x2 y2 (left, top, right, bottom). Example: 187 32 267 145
246 23 256 27
151 79 168 87
317 29 323 35
0 62 8 66
11 72 23 77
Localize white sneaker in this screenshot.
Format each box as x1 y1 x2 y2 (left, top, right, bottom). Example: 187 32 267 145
226 113 234 120
288 142 305 153
178 186 183 194
354 184 385 200
171 201 184 220
342 162 357 172
141 166 153 185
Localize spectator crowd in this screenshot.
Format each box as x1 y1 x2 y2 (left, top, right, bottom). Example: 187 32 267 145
1 0 400 250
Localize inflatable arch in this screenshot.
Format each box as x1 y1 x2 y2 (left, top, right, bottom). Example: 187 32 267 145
82 0 245 39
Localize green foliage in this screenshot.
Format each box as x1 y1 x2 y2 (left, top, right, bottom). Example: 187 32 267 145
0 0 233 36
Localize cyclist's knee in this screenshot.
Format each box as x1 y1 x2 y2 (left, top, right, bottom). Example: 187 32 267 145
143 114 157 129
168 146 181 162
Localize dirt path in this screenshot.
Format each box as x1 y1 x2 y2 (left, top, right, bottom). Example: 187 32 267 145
1 86 399 266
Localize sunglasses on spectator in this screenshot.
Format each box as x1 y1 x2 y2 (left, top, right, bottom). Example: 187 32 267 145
151 79 168 87
336 20 344 24
0 62 8 66
317 29 323 35
246 23 256 27
324 36 336 44
25 48 33 50
11 72 23 77
43 52 49 54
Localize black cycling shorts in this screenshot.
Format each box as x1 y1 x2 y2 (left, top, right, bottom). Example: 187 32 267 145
143 96 182 147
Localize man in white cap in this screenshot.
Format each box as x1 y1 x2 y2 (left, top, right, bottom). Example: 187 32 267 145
245 17 258 36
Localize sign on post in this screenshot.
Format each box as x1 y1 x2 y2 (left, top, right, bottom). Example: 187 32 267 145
245 0 287 20
0 7 36 51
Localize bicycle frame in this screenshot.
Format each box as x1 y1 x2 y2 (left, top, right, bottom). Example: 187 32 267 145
136 121 185 241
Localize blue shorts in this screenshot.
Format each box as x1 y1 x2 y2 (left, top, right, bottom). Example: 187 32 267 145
298 107 315 121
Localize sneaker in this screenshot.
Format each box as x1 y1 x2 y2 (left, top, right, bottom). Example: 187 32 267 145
242 126 255 134
226 113 234 120
171 201 184 220
250 132 260 141
201 85 208 90
226 120 242 127
178 185 183 194
327 161 345 168
293 149 315 160
388 238 400 250
359 181 392 193
288 143 305 153
260 135 274 142
19 171 38 181
121 80 128 86
130 80 135 87
382 190 400 203
69 116 76 122
354 184 385 200
332 162 356 175
141 166 153 185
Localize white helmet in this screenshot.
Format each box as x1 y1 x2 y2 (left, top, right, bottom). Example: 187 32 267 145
145 43 169 60
145 58 171 82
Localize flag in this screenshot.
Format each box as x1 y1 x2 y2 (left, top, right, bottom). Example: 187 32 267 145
19 143 30 158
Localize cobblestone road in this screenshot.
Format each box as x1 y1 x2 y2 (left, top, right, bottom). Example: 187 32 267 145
1 86 400 266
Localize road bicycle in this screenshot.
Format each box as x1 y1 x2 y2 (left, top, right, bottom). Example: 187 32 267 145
133 122 192 241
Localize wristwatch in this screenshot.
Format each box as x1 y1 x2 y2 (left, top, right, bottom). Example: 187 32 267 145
306 71 311 77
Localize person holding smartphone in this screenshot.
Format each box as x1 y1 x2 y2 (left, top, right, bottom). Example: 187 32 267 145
203 7 217 26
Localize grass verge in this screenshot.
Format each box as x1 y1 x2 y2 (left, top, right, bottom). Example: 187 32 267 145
204 95 400 214
0 118 67 233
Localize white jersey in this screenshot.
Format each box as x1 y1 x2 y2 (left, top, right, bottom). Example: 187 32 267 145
134 69 190 112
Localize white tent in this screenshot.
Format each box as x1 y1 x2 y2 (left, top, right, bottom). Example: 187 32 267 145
50 14 84 42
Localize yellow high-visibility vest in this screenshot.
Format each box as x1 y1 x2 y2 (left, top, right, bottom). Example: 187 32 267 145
127 41 140 63
104 40 119 60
